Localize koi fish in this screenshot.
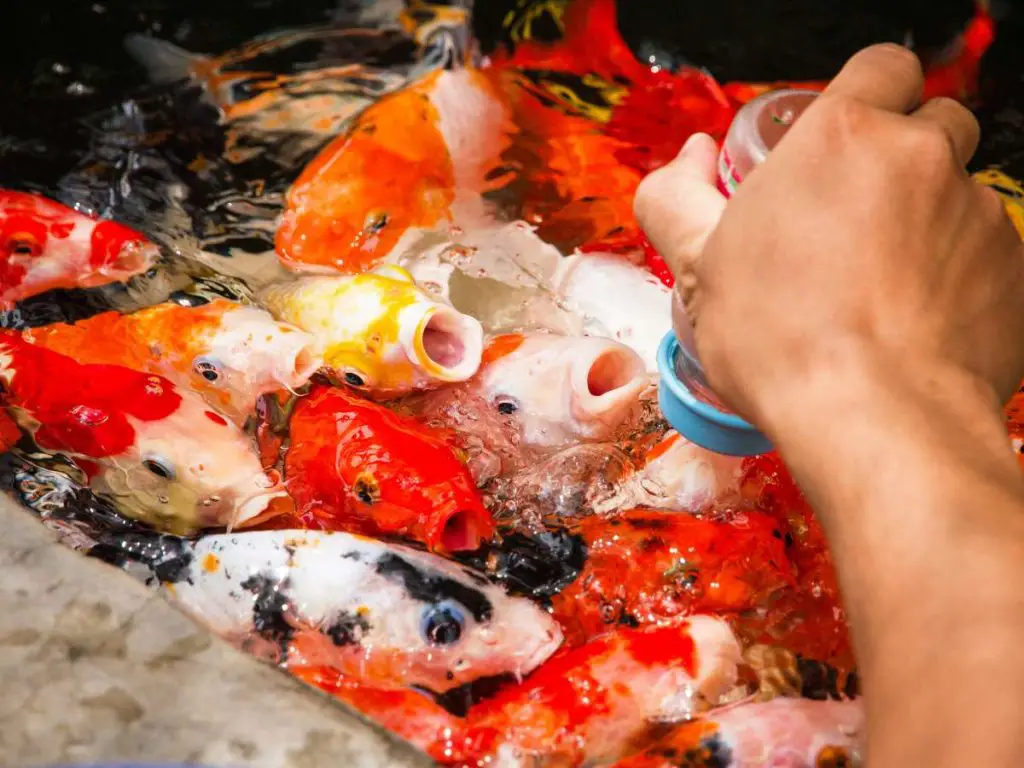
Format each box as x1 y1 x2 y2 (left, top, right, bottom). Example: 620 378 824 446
735 453 853 669
22 299 320 426
276 67 514 274
463 618 744 767
470 333 649 448
550 509 794 647
632 430 746 513
974 168 1024 240
291 667 487 764
124 22 446 166
0 190 157 309
161 530 562 693
552 251 672 372
260 266 483 398
282 385 494 553
0 330 283 534
613 697 864 768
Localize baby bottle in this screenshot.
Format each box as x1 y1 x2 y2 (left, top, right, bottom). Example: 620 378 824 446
657 88 818 456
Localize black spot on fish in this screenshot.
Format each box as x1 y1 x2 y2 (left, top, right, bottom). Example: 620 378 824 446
625 516 672 531
376 553 493 623
456 529 586 600
241 573 295 655
679 732 733 767
618 613 640 628
419 673 518 717
844 670 861 699
797 655 856 701
340 551 363 561
88 532 194 583
325 610 372 646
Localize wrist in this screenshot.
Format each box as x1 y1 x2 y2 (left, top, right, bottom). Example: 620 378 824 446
753 342 1024 515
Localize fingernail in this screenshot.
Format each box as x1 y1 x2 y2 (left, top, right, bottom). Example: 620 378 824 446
677 133 703 159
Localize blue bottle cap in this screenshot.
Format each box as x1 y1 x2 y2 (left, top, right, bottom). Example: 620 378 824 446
656 331 773 457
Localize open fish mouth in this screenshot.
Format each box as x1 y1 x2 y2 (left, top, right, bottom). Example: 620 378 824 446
230 487 291 528
571 343 649 423
408 304 484 382
274 335 323 391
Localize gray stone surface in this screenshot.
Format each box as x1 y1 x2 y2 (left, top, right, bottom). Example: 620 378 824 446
0 498 430 768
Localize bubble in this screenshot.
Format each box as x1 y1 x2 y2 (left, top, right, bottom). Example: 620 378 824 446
70 405 109 426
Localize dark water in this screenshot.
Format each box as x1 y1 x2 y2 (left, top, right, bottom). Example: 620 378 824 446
3 0 1022 182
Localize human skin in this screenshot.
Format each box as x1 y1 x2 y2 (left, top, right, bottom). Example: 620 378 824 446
635 43 1024 768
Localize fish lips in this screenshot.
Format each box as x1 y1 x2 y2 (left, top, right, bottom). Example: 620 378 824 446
569 342 649 428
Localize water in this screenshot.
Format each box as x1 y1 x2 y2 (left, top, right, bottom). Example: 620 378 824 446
3 0 1024 763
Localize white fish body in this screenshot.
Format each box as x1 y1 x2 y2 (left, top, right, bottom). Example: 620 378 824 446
165 530 563 692
553 251 672 372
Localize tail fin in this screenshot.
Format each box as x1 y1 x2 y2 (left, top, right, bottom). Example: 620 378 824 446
124 34 208 84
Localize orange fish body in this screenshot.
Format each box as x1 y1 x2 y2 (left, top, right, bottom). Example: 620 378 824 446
284 385 494 552
276 68 514 275
23 299 319 426
0 190 157 308
462 618 743 767
612 697 864 768
736 453 853 668
551 509 795 647
0 329 283 533
292 667 485 764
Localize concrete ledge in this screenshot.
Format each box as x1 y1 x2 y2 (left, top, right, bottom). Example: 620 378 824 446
0 498 430 768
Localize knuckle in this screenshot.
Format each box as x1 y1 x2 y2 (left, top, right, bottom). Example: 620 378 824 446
905 122 956 170
815 95 872 138
862 42 924 81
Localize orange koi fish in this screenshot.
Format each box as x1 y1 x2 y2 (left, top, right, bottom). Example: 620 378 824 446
612 697 864 768
460 618 744 767
292 667 487 764
0 330 284 533
282 385 495 553
276 68 515 274
0 190 157 309
551 509 794 647
735 453 853 669
22 299 320 426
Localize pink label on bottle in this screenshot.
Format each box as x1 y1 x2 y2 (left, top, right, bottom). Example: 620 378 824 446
716 145 741 199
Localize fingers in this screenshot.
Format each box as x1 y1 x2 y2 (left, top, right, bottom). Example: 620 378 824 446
824 43 924 114
633 133 726 281
910 97 981 167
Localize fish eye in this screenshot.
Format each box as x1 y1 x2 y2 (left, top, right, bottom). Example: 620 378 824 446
421 601 465 646
363 211 389 234
495 397 519 415
343 370 367 388
193 357 223 383
142 456 176 481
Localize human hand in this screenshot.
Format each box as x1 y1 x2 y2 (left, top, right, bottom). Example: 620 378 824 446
635 43 1024 433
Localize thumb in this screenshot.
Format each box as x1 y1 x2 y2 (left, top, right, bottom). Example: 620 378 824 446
633 133 726 280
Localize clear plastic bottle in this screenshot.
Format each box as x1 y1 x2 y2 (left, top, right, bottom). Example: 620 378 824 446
659 89 818 456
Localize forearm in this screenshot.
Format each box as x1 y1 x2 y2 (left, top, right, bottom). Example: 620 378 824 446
760 348 1024 767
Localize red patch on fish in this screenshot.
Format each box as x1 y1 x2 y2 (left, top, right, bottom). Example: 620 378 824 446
480 333 525 366
0 190 154 306
0 330 181 458
460 624 711 766
552 508 794 646
292 666 486 764
735 452 853 667
284 385 494 552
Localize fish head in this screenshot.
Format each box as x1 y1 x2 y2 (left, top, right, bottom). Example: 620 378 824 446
86 219 160 285
474 333 649 447
266 271 483 398
91 390 285 534
363 550 564 692
190 303 321 418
